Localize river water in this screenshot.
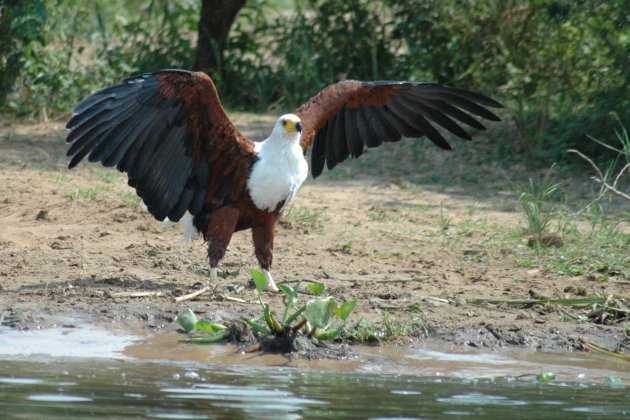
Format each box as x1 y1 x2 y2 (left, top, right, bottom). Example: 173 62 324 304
0 325 628 418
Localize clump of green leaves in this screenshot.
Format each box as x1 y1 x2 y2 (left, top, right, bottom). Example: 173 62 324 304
176 269 356 346
536 371 556 385
244 269 356 342
176 308 230 344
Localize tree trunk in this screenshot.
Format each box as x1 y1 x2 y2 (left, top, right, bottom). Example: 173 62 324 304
194 0 246 74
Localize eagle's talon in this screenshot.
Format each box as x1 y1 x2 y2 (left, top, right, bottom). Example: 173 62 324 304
263 269 279 292
209 267 219 286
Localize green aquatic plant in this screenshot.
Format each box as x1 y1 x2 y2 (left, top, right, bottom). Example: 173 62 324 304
536 372 556 385
176 269 356 346
176 308 230 344
602 376 625 388
244 269 356 342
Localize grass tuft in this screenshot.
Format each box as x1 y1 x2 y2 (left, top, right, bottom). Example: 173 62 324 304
66 186 108 201
514 164 566 249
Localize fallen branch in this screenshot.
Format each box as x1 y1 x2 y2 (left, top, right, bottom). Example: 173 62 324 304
334 277 428 283
423 296 450 304
110 291 164 298
372 277 429 283
580 338 630 362
174 286 212 303
568 149 630 202
217 294 248 304
377 304 407 310
468 296 606 306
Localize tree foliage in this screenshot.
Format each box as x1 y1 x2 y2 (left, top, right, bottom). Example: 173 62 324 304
0 0 628 165
218 0 629 164
0 1 48 107
0 0 198 119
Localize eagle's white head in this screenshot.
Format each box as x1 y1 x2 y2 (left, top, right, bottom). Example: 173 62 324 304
249 112 309 214
271 113 302 142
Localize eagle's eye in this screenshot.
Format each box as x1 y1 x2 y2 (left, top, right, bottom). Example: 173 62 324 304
282 120 287 126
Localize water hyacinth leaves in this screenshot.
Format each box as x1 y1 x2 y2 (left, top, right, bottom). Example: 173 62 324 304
305 298 337 329
278 282 299 324
278 283 298 301
602 376 625 388
241 316 271 335
304 296 357 340
250 268 268 294
178 270 357 347
305 298 357 341
263 303 284 334
194 319 227 335
176 308 229 344
536 372 556 384
338 301 356 321
251 271 358 340
307 282 326 296
176 307 198 333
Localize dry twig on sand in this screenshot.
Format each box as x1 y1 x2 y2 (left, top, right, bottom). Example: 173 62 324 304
568 149 630 202
174 286 213 303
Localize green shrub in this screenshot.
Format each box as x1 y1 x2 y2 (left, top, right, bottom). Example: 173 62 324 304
386 0 629 165
0 1 48 107
2 0 198 119
219 0 396 109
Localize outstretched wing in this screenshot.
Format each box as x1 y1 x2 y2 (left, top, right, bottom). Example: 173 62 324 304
66 69 256 222
296 80 502 178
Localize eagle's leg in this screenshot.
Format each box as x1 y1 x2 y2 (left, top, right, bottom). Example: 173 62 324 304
205 207 240 287
252 222 279 292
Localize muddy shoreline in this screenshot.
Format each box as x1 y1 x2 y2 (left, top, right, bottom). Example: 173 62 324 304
1 272 625 353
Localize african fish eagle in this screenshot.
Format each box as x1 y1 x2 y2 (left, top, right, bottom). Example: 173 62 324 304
66 69 502 291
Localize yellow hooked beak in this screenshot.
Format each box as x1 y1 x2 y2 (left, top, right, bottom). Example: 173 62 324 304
283 120 302 133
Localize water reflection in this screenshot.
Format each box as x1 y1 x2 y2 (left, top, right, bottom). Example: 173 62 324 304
1 359 628 419
0 325 137 358
161 382 325 419
28 394 93 402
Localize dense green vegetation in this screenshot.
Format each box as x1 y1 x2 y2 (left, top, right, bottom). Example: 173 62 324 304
1 0 628 165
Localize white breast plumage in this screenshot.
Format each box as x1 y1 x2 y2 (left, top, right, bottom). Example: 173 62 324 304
247 136 308 212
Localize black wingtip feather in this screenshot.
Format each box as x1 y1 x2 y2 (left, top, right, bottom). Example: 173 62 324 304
311 128 327 178
325 114 339 171
333 109 349 164
344 107 363 158
443 86 504 109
